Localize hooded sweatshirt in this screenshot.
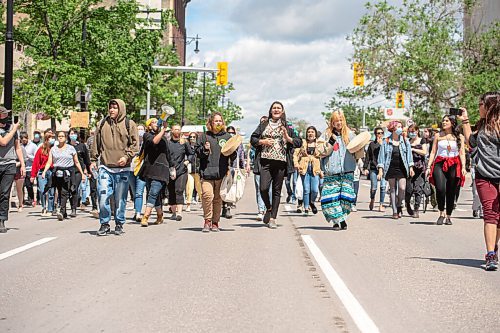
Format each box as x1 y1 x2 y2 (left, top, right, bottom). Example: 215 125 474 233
91 99 139 168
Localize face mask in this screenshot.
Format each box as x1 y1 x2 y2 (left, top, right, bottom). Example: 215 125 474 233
34 134 40 140
69 134 78 141
138 129 145 138
395 128 403 136
228 132 235 137
49 138 56 146
408 132 417 139
214 124 224 132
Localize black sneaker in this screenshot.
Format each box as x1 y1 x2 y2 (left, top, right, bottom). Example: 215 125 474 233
332 222 341 231
225 208 233 219
57 211 64 221
340 221 348 230
263 209 271 224
221 207 227 219
310 203 318 215
485 253 498 271
472 210 479 218
444 218 453 225
437 216 445 225
114 223 124 236
97 223 110 236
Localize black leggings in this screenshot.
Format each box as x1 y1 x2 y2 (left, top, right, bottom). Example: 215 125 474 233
432 162 458 216
260 159 287 219
54 177 70 216
70 172 82 210
168 172 188 205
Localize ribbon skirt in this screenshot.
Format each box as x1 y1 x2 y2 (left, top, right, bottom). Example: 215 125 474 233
320 173 356 224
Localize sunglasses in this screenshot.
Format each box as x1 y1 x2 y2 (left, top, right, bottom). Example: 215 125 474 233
189 136 196 139
376 132 383 135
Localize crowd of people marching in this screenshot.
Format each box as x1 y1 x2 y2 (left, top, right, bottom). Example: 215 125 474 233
0 92 498 271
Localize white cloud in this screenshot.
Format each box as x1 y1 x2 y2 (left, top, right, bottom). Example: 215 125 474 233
186 0 404 136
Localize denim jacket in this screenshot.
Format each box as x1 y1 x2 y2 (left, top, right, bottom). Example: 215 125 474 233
377 137 414 178
320 131 356 175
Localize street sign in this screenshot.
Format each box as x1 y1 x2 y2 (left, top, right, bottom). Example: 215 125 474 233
353 62 364 86
396 91 404 108
384 108 408 120
140 109 157 116
217 62 228 86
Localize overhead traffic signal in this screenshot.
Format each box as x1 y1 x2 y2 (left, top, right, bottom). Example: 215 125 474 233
353 62 364 86
396 91 404 108
216 62 228 86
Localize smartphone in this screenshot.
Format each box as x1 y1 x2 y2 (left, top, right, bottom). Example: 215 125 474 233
449 108 462 116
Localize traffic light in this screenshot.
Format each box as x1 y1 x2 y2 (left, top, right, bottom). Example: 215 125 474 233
216 62 228 86
396 91 404 108
353 62 364 86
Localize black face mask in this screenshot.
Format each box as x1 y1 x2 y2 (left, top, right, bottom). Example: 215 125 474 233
0 115 11 125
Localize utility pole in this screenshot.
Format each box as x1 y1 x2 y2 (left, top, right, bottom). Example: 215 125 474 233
3 0 14 121
181 28 187 127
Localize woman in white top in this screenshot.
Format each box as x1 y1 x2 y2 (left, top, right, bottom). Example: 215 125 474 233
427 115 466 225
42 131 86 221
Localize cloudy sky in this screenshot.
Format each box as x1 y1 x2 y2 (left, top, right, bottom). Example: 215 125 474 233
185 0 398 136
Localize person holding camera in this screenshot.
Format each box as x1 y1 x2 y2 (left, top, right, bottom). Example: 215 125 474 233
426 115 466 226
460 92 500 271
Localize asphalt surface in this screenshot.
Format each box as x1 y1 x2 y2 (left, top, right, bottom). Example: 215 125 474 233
0 175 498 333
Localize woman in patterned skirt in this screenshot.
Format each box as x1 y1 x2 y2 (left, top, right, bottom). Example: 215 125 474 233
319 110 357 230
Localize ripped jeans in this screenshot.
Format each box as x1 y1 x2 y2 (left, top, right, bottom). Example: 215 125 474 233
97 168 129 225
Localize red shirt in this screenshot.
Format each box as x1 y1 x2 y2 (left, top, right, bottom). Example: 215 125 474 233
31 147 52 176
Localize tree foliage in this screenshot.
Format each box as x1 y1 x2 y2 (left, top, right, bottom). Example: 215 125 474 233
323 87 385 130
332 0 499 127
1 0 243 127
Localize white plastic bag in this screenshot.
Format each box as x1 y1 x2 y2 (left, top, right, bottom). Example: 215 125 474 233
295 175 303 201
220 168 246 203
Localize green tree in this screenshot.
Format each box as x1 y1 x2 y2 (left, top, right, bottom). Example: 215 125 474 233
342 0 498 127
323 87 384 130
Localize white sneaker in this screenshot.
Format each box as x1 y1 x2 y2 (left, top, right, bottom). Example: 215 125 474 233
351 205 358 212
256 213 263 221
185 206 191 212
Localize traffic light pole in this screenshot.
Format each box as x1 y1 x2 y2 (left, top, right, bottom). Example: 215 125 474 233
3 0 14 117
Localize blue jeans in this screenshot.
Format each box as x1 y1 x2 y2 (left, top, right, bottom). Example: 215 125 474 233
353 180 360 205
300 166 320 209
129 173 146 215
254 174 268 213
97 168 129 225
285 171 298 201
369 169 386 203
80 177 90 202
145 179 165 208
37 170 54 212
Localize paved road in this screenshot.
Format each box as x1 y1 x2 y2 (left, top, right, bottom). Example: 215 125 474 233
0 176 498 333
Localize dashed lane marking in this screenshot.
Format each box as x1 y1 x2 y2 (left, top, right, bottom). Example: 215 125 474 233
0 237 57 261
302 235 380 333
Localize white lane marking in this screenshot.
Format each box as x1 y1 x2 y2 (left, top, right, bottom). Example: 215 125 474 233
302 235 380 333
0 237 57 261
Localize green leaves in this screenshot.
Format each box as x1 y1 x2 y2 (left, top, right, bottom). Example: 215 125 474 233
8 0 242 127
340 0 496 127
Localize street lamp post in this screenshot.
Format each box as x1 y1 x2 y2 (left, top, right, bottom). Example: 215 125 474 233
3 0 14 120
180 33 200 126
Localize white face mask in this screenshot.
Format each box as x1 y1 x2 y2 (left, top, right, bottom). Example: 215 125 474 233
138 129 145 138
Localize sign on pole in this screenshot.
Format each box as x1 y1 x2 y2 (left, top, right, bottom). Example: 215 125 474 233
70 111 90 128
216 62 228 86
353 62 364 86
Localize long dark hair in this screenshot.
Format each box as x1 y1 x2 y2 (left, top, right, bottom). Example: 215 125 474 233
478 91 500 137
305 126 318 141
266 101 287 127
441 115 461 151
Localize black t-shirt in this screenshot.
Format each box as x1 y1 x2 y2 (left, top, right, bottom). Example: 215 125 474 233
141 132 171 182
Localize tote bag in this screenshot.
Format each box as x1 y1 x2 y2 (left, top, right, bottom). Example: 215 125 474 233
220 167 246 203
